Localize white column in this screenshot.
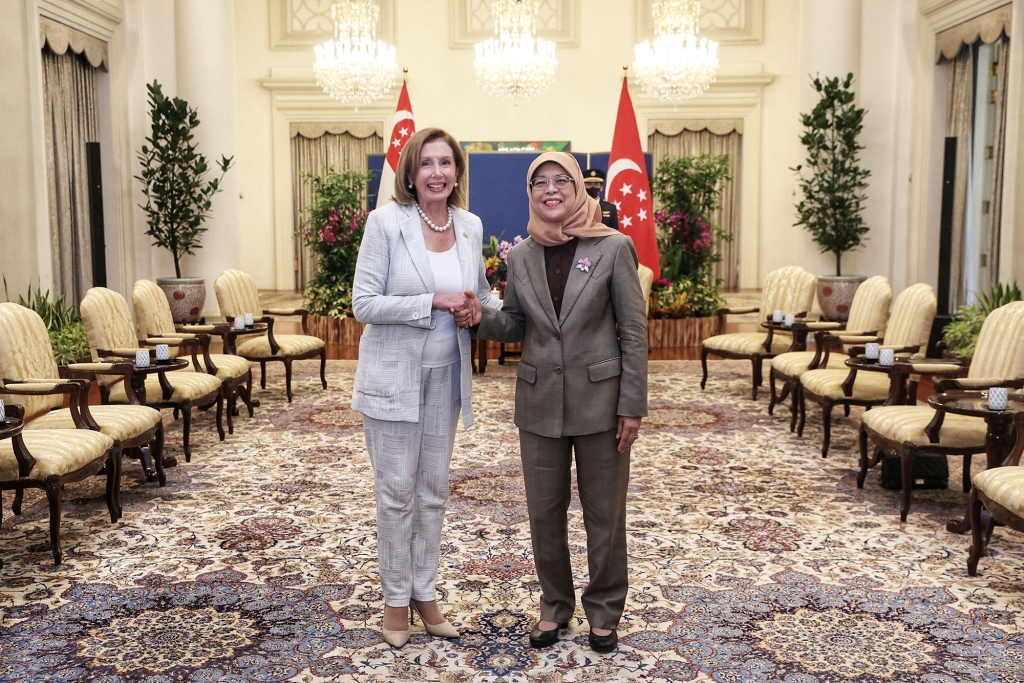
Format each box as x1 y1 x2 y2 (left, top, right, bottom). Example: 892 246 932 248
174 0 241 315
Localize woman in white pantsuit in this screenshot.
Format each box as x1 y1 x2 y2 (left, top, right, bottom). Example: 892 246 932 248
351 128 501 648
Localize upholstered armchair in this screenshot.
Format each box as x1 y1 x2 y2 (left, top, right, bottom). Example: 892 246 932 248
638 263 654 317
967 410 1024 575
797 283 937 457
80 287 224 461
134 279 258 436
214 269 327 402
701 266 818 399
768 275 891 419
0 302 167 486
0 401 118 565
858 301 1024 522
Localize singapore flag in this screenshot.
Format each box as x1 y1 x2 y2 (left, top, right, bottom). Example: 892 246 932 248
607 76 660 279
376 80 415 209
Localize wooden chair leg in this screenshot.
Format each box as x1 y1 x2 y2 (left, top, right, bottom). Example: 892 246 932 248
319 348 328 389
900 449 915 522
260 361 267 389
215 393 225 441
44 477 63 565
284 359 294 403
821 400 834 458
152 423 167 487
750 357 762 400
224 384 235 436
700 347 710 391
13 487 24 515
857 425 869 488
768 367 778 414
182 403 193 462
796 387 807 437
789 384 800 432
967 489 984 576
106 446 123 523
844 404 851 417
962 453 973 492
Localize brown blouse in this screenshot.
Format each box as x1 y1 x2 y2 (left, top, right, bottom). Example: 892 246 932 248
544 237 579 318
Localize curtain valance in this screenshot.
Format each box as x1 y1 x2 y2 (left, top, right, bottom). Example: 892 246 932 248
290 122 384 140
648 118 743 137
39 17 108 70
936 3 1012 62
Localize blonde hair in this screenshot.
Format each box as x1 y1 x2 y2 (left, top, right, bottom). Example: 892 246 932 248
392 128 468 209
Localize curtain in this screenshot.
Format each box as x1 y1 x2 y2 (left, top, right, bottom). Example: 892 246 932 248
41 45 101 306
290 127 383 289
648 123 742 288
944 46 973 312
935 3 1012 62
988 37 1010 281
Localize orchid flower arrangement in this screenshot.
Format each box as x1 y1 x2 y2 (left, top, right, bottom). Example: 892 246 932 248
482 235 524 291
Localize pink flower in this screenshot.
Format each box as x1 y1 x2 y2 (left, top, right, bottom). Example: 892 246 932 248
576 257 592 273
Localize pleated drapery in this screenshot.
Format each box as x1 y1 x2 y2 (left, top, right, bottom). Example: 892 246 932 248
41 45 102 306
290 125 383 289
648 122 743 289
987 38 1010 281
945 46 973 312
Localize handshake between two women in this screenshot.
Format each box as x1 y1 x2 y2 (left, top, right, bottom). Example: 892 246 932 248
432 290 483 328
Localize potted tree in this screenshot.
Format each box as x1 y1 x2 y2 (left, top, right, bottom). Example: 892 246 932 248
137 80 233 323
794 73 870 321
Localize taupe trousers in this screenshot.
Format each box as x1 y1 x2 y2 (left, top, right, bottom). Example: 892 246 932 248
362 362 461 607
519 428 630 629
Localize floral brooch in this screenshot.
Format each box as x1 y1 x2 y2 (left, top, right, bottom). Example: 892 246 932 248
576 257 592 273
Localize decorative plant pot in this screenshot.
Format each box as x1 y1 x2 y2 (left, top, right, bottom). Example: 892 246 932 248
308 314 366 345
647 316 718 348
157 277 206 324
816 275 866 321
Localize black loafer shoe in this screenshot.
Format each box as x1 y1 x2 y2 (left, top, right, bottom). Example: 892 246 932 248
589 628 618 653
529 621 568 648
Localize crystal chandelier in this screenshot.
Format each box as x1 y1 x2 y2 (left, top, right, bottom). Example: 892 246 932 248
313 0 399 107
473 0 558 105
633 0 719 102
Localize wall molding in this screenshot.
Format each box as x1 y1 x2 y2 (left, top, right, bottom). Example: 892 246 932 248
261 68 397 288
37 0 122 41
920 0 1011 32
448 0 580 48
269 0 396 50
633 67 773 288
634 0 764 46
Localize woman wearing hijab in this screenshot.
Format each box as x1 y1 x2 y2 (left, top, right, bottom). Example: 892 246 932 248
463 152 648 653
351 127 502 648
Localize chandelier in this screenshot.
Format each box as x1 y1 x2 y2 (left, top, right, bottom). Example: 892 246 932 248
633 0 719 102
473 0 558 105
313 0 399 107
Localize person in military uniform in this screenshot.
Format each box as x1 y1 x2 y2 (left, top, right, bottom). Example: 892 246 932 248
583 168 619 230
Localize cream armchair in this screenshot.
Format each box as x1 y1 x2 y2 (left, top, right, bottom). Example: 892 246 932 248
1 401 118 565
768 275 891 420
638 263 654 317
967 411 1024 575
701 266 818 399
0 302 167 486
134 279 258 436
214 269 327 403
80 287 224 461
797 283 937 457
858 301 1024 522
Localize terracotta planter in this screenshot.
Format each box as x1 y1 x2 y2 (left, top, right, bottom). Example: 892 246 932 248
647 316 718 348
308 314 366 345
816 275 866 321
156 277 206 323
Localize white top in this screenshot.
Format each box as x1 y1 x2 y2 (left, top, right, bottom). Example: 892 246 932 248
422 244 464 368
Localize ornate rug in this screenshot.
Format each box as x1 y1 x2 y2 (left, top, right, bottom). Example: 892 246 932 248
1 360 1022 682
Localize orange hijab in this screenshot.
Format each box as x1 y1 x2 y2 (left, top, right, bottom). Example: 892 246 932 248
526 152 619 247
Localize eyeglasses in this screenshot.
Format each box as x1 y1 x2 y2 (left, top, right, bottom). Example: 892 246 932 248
529 175 575 191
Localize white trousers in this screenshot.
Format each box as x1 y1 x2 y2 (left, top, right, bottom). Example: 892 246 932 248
362 362 461 606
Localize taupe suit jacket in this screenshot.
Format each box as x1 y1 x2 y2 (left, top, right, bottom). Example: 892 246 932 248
351 201 501 428
476 234 648 438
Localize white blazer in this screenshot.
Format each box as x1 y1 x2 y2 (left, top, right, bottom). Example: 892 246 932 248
351 201 501 428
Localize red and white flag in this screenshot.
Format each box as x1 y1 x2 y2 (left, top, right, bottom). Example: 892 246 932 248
607 77 660 279
376 80 415 209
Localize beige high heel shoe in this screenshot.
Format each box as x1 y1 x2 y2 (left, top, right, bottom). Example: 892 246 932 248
411 601 460 639
381 606 411 648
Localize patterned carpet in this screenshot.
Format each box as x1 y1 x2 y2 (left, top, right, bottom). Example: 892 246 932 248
1 359 1022 682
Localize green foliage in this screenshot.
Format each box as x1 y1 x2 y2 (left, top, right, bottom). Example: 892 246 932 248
297 166 374 318
3 279 90 365
940 281 1022 359
793 73 870 276
136 80 234 278
650 154 731 318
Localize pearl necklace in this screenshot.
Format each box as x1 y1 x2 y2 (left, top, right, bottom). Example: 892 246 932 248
415 202 453 232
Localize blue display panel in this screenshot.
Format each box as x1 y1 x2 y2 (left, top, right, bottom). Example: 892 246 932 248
367 154 385 210
586 153 654 180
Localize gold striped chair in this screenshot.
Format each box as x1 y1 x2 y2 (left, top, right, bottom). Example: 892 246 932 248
701 266 818 400
0 302 166 486
968 411 1024 575
859 301 1024 522
798 283 937 458
768 275 891 421
638 264 654 317
80 287 224 461
134 279 257 435
1 402 118 565
214 269 326 403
